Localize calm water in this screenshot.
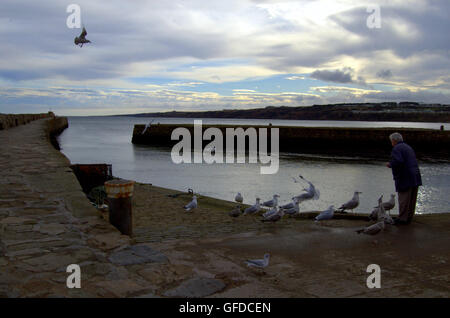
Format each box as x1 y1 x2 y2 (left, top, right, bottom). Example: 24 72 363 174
58 116 450 214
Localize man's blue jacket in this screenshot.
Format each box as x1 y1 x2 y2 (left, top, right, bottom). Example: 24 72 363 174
390 141 422 192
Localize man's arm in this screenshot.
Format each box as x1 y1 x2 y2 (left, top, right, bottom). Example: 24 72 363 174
389 146 404 169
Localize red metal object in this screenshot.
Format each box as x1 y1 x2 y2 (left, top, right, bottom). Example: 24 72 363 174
70 164 113 194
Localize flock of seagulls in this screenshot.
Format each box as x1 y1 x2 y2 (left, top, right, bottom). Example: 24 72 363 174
182 174 397 235
179 175 399 270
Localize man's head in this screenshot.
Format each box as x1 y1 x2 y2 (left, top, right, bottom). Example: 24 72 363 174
389 132 403 146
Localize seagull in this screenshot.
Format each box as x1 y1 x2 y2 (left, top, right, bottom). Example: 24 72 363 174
74 27 91 47
235 192 243 204
376 194 396 213
357 195 387 234
183 195 197 211
315 205 335 221
243 198 261 215
368 207 379 221
375 195 395 225
245 253 270 268
337 191 362 213
262 204 279 219
280 200 300 216
141 120 155 135
279 197 298 210
293 175 320 202
262 194 280 208
356 220 385 235
262 209 284 223
229 205 242 217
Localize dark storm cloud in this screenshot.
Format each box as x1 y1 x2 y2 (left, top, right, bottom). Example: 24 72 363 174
376 69 393 79
311 69 354 83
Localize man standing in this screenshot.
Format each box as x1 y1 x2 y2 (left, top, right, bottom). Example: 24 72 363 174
386 132 422 225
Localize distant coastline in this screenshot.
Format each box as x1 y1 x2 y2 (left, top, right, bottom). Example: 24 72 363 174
118 102 450 123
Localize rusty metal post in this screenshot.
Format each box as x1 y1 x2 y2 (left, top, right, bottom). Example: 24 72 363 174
104 179 135 236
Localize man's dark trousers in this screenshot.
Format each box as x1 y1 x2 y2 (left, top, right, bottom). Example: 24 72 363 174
398 186 419 223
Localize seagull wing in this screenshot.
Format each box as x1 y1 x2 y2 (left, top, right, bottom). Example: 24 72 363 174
245 259 265 267
80 27 87 38
184 199 197 211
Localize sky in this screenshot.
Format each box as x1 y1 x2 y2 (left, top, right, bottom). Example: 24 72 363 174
0 0 449 116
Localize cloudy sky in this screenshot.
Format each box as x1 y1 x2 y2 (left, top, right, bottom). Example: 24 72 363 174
0 0 449 115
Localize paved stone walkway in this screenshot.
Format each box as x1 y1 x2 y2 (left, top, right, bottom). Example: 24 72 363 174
0 119 222 297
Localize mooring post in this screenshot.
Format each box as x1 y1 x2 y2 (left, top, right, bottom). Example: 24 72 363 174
104 179 135 236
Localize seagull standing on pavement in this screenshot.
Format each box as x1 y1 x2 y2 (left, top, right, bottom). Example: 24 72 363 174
235 192 243 204
262 194 280 208
262 209 284 223
337 191 362 213
357 196 387 235
315 205 335 221
379 194 396 213
245 253 270 268
244 198 261 215
280 199 300 216
183 195 197 211
229 205 242 217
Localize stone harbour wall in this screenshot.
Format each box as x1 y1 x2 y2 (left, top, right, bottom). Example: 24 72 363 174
0 112 56 130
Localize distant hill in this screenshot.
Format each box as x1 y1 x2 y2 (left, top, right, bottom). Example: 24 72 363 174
121 102 450 122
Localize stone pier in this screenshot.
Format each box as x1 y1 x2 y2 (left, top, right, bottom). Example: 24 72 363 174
0 118 170 297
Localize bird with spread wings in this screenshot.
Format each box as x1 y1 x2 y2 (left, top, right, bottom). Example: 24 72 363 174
74 27 91 47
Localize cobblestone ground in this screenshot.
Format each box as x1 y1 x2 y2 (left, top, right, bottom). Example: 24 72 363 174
0 120 217 298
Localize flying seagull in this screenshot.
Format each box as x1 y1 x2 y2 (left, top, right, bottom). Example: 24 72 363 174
293 175 320 202
183 195 197 211
141 120 155 135
245 253 270 268
74 27 91 47
337 191 362 213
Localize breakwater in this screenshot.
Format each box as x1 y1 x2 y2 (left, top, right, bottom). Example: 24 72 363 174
0 112 55 130
132 123 450 159
46 116 69 150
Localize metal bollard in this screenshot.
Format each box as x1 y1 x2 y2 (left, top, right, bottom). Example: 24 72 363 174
104 179 135 236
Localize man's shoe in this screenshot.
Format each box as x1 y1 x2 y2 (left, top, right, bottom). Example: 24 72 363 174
394 218 408 225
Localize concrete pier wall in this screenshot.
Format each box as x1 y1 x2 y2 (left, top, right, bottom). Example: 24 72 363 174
0 112 55 130
45 116 69 150
132 123 450 159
